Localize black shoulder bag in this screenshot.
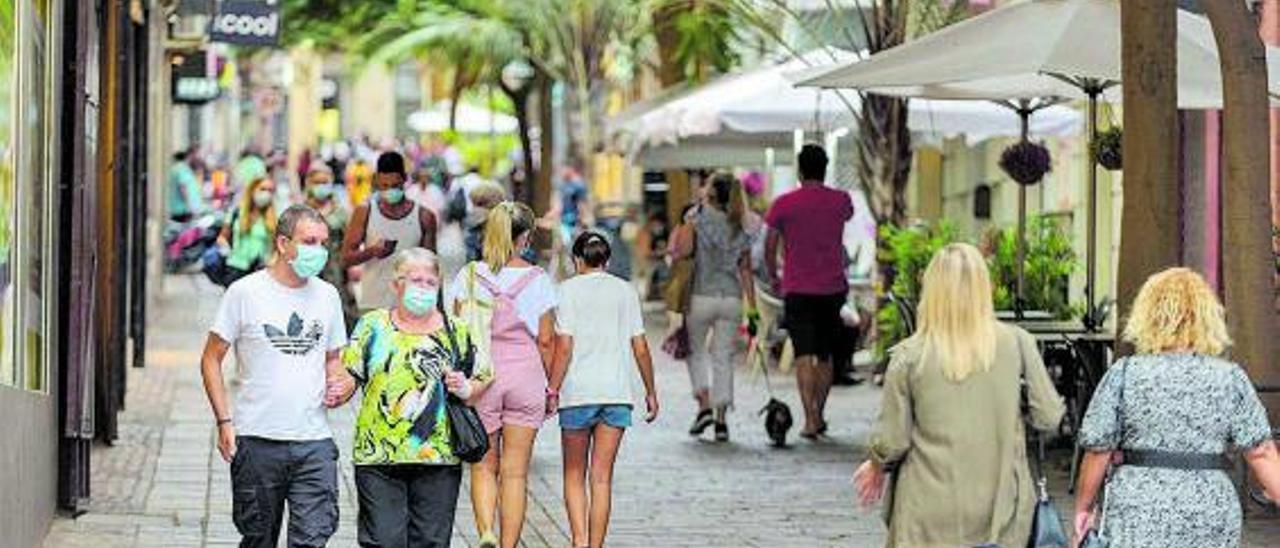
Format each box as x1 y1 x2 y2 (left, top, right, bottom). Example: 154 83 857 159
1023 335 1071 548
440 307 490 463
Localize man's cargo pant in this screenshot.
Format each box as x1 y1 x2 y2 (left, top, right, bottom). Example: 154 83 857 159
231 436 340 548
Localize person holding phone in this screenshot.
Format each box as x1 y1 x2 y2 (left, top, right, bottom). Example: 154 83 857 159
343 151 438 314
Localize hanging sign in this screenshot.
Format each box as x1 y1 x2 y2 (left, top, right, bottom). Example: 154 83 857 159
209 1 282 46
172 51 221 104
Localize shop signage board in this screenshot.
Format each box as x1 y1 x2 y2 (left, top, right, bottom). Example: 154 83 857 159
172 51 220 104
209 0 282 46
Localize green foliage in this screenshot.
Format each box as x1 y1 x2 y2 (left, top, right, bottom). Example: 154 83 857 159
874 221 960 359
986 216 1081 319
873 216 1081 362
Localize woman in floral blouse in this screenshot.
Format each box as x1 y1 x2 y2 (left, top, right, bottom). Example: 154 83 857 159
343 248 493 548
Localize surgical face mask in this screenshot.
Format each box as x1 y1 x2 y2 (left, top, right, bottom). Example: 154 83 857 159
402 284 439 316
381 187 406 205
519 246 539 264
253 189 274 209
290 243 328 279
310 183 334 200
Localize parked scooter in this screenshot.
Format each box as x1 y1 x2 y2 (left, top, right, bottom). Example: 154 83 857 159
163 212 223 273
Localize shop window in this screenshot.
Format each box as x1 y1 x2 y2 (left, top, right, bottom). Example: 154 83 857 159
0 0 56 393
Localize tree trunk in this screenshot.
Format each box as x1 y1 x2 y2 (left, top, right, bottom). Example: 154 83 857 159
1260 1 1280 301
857 93 912 226
1115 0 1181 352
1203 0 1280 417
500 79 536 205
653 1 689 88
534 72 555 217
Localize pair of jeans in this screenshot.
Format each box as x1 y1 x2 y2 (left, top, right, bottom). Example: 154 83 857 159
355 464 463 548
230 437 339 548
686 294 742 409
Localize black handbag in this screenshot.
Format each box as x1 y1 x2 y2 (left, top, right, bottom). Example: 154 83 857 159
1021 336 1071 548
440 307 490 463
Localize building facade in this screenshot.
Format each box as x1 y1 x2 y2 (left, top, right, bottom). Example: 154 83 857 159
0 1 155 544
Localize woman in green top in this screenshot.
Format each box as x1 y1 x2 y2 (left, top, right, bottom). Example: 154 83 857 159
304 166 357 330
852 244 1064 547
343 248 493 548
216 176 277 285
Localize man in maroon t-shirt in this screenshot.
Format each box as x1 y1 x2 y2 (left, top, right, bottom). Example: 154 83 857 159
764 144 854 439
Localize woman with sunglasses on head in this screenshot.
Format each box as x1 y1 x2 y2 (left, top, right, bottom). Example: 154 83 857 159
342 248 493 548
448 201 557 548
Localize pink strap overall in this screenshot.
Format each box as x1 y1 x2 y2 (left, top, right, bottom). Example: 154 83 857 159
473 267 548 432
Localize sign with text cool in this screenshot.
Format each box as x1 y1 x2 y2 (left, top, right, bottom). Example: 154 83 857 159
209 0 281 46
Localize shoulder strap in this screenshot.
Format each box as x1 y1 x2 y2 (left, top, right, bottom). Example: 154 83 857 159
472 266 502 295
507 268 544 297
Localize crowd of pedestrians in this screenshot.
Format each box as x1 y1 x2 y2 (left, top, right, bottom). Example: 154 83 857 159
190 138 1280 548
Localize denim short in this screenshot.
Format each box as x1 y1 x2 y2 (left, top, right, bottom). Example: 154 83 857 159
559 404 633 430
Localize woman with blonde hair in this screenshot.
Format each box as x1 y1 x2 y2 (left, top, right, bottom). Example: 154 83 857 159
214 176 278 286
853 243 1065 547
343 248 493 547
447 201 557 548
1074 267 1280 547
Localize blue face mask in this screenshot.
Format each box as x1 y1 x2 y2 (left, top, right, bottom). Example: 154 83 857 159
290 244 328 279
402 284 438 316
310 183 334 200
381 187 406 205
520 247 539 264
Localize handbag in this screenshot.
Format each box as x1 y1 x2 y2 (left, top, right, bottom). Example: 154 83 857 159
662 326 692 360
440 304 490 464
1021 336 1071 548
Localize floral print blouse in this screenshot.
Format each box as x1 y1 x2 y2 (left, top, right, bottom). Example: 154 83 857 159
343 309 493 466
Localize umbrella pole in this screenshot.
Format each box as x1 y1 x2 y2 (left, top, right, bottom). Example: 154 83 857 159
1016 108 1029 320
1085 89 1100 328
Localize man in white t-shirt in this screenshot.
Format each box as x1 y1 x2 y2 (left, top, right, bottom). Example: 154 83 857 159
200 205 355 548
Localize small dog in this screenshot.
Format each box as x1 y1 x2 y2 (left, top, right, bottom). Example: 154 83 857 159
759 398 794 447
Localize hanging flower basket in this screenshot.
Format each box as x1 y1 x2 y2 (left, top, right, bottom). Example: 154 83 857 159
1092 127 1123 171
999 141 1052 186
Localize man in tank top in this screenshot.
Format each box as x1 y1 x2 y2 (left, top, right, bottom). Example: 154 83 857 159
342 151 438 312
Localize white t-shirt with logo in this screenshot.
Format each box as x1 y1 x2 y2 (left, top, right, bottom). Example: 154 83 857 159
555 272 646 409
211 271 348 441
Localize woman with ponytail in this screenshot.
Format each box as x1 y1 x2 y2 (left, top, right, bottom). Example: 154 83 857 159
447 201 557 548
671 173 756 442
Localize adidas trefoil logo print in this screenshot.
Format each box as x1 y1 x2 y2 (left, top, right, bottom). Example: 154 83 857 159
262 312 324 356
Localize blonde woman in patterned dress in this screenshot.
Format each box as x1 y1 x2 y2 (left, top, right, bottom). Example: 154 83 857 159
1074 268 1280 547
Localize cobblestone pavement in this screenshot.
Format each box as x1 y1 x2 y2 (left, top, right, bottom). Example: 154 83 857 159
43 234 1280 547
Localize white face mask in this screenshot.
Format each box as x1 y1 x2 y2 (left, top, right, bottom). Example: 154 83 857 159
253 190 273 208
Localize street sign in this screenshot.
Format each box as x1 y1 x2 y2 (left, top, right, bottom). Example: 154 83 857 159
172 51 220 104
209 0 281 46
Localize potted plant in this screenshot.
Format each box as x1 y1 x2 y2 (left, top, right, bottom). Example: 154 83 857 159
999 140 1052 186
1092 127 1123 171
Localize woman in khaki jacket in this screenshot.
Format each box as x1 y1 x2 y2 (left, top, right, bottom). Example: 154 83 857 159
853 243 1065 547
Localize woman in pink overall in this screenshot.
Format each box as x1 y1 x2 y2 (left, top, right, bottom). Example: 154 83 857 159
448 202 557 548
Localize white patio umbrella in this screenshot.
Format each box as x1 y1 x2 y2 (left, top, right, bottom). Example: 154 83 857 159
795 0 1280 320
611 48 1082 154
407 102 519 134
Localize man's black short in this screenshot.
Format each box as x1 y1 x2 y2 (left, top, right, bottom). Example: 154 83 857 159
783 292 847 361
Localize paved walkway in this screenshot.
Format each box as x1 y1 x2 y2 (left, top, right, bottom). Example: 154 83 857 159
43 267 1280 545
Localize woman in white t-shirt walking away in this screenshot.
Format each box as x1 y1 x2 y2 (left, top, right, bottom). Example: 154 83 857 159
448 202 557 548
548 232 659 548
